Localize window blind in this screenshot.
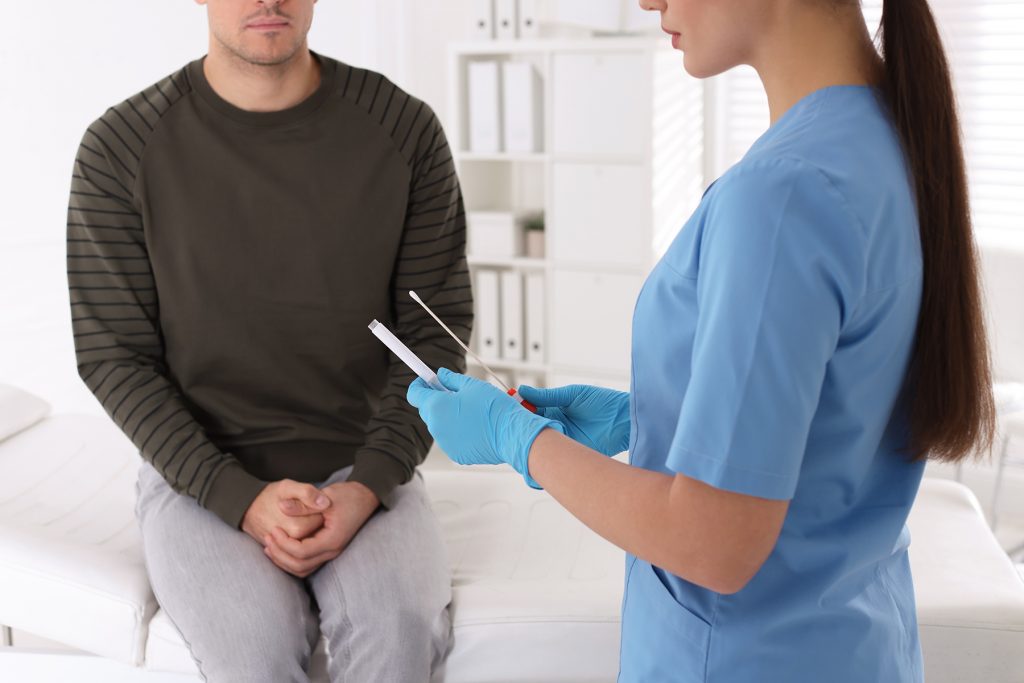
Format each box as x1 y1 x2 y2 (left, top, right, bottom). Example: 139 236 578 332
706 0 1024 236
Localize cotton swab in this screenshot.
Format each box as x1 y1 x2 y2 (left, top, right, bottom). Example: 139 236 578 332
409 290 538 413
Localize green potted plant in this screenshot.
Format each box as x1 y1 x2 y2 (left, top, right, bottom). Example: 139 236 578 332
523 212 545 259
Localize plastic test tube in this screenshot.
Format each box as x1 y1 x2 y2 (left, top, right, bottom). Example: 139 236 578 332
368 319 450 393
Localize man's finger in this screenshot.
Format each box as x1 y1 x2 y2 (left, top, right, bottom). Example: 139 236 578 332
265 534 339 576
279 498 326 517
277 481 331 511
271 526 331 560
283 544 339 572
264 536 312 574
263 541 301 573
281 518 323 540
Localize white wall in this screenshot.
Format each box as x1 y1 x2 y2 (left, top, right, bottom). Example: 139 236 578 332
402 0 478 128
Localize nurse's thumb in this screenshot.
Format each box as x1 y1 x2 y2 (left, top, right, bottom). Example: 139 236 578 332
517 384 577 408
437 367 472 391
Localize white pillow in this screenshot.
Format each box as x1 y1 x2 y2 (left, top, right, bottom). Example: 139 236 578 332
0 384 51 442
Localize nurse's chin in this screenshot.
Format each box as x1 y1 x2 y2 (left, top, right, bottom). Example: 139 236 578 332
680 53 743 82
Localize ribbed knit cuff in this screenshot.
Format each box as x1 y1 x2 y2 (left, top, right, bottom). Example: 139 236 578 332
346 451 410 510
201 461 269 529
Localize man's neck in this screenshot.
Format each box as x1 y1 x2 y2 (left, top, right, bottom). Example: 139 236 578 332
202 43 321 112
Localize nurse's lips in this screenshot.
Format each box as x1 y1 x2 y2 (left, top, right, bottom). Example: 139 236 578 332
662 25 681 48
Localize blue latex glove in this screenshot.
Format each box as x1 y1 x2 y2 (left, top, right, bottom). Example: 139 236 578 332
407 368 566 488
515 384 631 456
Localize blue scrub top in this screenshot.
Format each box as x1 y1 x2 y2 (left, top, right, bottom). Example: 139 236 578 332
622 86 926 682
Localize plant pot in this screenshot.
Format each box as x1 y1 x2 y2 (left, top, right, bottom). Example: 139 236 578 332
525 231 545 259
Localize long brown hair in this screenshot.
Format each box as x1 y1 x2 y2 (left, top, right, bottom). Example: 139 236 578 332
876 0 995 462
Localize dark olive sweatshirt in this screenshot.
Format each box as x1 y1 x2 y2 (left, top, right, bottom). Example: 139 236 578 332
67 52 472 528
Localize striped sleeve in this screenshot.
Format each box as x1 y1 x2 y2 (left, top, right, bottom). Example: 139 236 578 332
67 80 267 529
346 97 473 507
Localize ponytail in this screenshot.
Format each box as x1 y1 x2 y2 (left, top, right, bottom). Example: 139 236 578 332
877 0 995 462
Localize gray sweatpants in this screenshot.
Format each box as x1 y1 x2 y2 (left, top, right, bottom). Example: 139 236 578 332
135 461 453 683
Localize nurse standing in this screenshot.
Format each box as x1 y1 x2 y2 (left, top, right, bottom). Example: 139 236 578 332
407 0 995 680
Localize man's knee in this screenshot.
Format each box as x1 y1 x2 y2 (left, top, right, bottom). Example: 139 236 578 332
183 616 316 683
315 563 450 647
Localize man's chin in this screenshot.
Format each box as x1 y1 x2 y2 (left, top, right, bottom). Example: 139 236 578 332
232 43 305 68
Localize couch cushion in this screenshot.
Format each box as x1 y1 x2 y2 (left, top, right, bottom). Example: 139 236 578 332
909 478 1024 682
425 468 624 683
0 414 154 666
142 609 198 675
0 384 50 442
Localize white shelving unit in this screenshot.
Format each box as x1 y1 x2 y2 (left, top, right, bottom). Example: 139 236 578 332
448 37 704 391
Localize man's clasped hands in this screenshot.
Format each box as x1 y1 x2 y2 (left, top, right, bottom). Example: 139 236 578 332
241 478 380 578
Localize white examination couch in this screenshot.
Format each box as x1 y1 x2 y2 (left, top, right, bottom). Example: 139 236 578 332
1 385 1023 682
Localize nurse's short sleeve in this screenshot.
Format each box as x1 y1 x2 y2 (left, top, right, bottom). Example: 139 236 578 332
667 159 865 500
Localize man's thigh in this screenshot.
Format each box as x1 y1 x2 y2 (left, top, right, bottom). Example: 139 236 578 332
308 470 452 664
135 462 319 681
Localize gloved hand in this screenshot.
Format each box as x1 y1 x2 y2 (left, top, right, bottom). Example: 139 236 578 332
407 368 565 488
515 384 631 456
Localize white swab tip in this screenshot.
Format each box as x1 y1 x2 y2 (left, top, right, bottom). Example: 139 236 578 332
409 290 422 303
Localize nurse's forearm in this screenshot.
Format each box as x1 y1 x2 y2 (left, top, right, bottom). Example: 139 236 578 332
527 429 786 594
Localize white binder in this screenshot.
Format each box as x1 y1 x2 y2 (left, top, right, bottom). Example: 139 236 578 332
475 269 502 362
525 272 546 363
549 0 621 32
501 61 543 153
500 271 524 361
468 61 502 154
495 0 518 40
471 0 495 39
517 0 541 39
